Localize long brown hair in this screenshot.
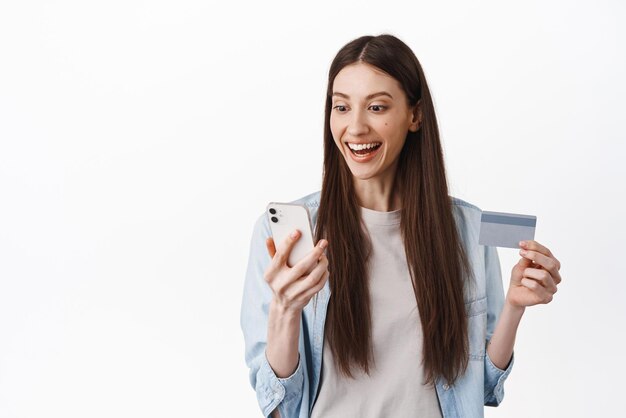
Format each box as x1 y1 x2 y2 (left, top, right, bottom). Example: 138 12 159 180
313 34 474 386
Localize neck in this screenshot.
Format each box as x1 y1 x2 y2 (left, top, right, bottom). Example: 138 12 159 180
352 164 401 212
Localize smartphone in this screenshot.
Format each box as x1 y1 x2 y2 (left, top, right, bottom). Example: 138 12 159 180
266 202 316 268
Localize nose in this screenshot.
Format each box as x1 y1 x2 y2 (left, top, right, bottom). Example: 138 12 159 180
346 109 369 136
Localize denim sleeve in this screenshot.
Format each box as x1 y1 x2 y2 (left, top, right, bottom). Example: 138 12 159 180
483 245 515 407
240 213 305 418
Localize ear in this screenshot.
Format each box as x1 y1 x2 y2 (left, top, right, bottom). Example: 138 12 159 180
408 99 422 132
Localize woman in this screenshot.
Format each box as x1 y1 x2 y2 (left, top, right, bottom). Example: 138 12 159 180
240 34 562 418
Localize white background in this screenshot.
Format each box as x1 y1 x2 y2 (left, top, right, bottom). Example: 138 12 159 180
1 0 624 417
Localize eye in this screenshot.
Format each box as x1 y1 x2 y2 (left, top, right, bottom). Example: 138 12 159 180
369 105 387 112
333 105 347 113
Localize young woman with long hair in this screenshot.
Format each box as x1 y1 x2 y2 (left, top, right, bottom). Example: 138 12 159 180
240 34 562 418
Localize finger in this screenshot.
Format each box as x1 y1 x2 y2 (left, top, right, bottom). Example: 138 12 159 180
301 269 329 300
315 239 328 260
549 264 563 285
290 256 329 298
266 237 276 258
515 254 534 269
290 240 328 279
521 277 554 304
265 232 300 279
522 267 558 294
288 269 329 307
519 248 560 282
519 240 552 257
520 240 561 270
273 229 302 268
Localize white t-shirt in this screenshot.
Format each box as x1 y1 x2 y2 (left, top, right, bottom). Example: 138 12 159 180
310 205 443 418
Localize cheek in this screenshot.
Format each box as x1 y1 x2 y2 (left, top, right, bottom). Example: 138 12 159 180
329 118 339 136
329 123 343 148
332 138 343 152
381 118 408 144
330 132 343 152
375 115 396 132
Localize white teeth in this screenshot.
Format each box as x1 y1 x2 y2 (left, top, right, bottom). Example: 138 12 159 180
347 142 381 151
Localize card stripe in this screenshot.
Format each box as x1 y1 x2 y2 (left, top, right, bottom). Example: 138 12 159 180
481 213 537 227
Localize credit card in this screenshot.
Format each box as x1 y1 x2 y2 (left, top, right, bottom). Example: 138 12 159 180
478 210 537 248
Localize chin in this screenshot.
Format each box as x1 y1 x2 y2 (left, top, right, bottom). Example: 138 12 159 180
347 168 378 181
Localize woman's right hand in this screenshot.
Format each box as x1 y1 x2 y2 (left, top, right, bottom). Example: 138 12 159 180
264 230 329 315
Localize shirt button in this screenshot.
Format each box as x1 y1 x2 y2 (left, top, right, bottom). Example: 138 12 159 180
443 383 450 390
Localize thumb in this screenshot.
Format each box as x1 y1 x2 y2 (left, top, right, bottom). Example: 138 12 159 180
518 255 533 267
266 237 276 258
512 254 533 278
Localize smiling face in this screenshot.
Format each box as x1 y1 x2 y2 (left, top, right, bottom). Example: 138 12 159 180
330 62 421 183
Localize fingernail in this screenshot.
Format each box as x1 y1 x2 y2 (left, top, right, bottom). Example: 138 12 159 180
519 241 526 247
290 230 299 238
319 240 328 249
520 249 527 255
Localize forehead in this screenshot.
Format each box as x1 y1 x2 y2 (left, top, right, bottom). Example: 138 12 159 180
332 63 403 99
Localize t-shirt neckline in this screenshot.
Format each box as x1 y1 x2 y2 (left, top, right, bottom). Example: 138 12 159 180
359 205 402 226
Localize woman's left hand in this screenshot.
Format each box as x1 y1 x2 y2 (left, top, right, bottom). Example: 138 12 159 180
507 240 562 308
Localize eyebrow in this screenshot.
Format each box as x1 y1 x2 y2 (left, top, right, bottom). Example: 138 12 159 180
332 91 394 100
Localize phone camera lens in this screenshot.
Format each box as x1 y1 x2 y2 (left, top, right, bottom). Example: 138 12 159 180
271 216 278 223
269 208 276 214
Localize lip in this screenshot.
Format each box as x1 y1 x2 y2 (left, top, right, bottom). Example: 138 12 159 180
345 142 382 163
344 141 382 145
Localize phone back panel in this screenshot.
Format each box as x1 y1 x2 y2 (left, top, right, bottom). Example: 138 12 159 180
266 202 315 268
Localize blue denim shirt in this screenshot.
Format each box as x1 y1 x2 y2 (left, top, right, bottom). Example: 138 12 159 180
240 190 514 418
